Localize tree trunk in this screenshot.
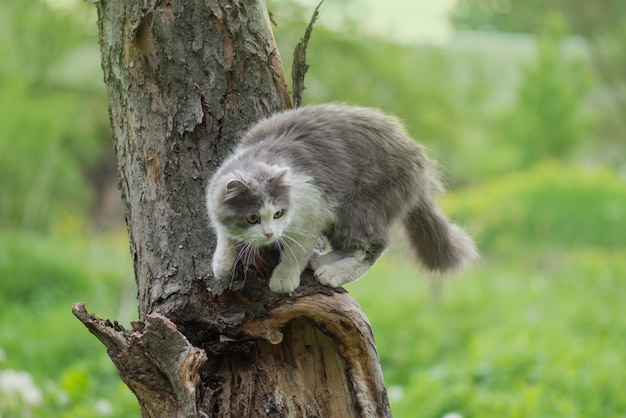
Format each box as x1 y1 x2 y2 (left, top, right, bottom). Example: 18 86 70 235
74 0 391 416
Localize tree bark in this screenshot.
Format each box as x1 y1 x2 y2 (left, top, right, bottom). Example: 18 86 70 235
74 0 391 416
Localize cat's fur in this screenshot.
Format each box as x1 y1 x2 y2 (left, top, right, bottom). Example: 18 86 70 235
206 104 477 293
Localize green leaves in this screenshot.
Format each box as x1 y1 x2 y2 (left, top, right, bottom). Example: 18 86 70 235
0 80 105 230
0 0 107 232
0 232 138 417
444 162 626 253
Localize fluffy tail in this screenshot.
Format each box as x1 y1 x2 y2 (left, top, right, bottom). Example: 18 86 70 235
403 200 478 273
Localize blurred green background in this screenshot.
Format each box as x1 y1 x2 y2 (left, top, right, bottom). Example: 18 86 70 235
1 0 624 416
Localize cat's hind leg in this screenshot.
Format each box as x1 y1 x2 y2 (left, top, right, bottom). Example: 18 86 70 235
312 249 376 288
312 207 388 288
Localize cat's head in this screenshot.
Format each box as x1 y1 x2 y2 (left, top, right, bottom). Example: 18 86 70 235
207 163 292 246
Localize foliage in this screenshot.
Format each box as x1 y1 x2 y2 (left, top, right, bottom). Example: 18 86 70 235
0 231 139 417
451 0 626 39
443 162 626 255
0 79 108 230
0 0 90 81
269 2 605 184
451 0 553 34
0 0 109 231
494 17 593 168
451 0 626 166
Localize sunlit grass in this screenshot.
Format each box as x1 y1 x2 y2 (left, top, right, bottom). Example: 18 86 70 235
347 248 626 417
0 231 139 417
2 237 624 417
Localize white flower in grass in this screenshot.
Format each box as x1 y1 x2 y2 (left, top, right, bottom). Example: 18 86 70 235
95 399 113 416
0 369 43 405
442 413 463 418
387 385 404 402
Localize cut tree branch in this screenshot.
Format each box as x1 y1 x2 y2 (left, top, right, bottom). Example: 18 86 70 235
72 303 207 418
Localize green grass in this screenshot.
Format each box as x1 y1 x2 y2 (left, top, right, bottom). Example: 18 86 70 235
347 248 626 417
344 162 626 417
0 230 139 417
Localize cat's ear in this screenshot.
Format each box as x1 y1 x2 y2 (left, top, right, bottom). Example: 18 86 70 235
268 167 289 184
224 179 248 200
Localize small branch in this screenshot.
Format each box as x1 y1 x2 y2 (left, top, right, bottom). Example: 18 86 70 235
292 1 323 108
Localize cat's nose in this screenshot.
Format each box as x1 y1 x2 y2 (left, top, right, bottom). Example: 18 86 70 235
264 232 273 238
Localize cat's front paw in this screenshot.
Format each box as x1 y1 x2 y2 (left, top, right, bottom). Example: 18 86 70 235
212 255 235 280
269 266 301 294
314 264 345 288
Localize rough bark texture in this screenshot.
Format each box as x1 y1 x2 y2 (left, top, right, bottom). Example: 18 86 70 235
74 0 391 416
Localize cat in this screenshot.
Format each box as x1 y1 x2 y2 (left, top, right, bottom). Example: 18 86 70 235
205 104 478 293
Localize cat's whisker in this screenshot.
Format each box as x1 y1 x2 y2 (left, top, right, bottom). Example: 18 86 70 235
281 233 309 255
278 237 300 272
242 242 256 265
245 242 261 281
283 234 307 258
227 244 247 289
233 244 247 267
241 243 253 285
243 243 255 267
285 226 317 238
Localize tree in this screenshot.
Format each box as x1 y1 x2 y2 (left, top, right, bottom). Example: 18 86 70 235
73 0 391 416
495 16 591 168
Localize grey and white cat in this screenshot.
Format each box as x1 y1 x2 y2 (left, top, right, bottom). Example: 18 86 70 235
206 104 477 293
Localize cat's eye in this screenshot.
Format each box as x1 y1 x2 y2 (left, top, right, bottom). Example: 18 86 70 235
273 209 284 219
246 214 259 224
